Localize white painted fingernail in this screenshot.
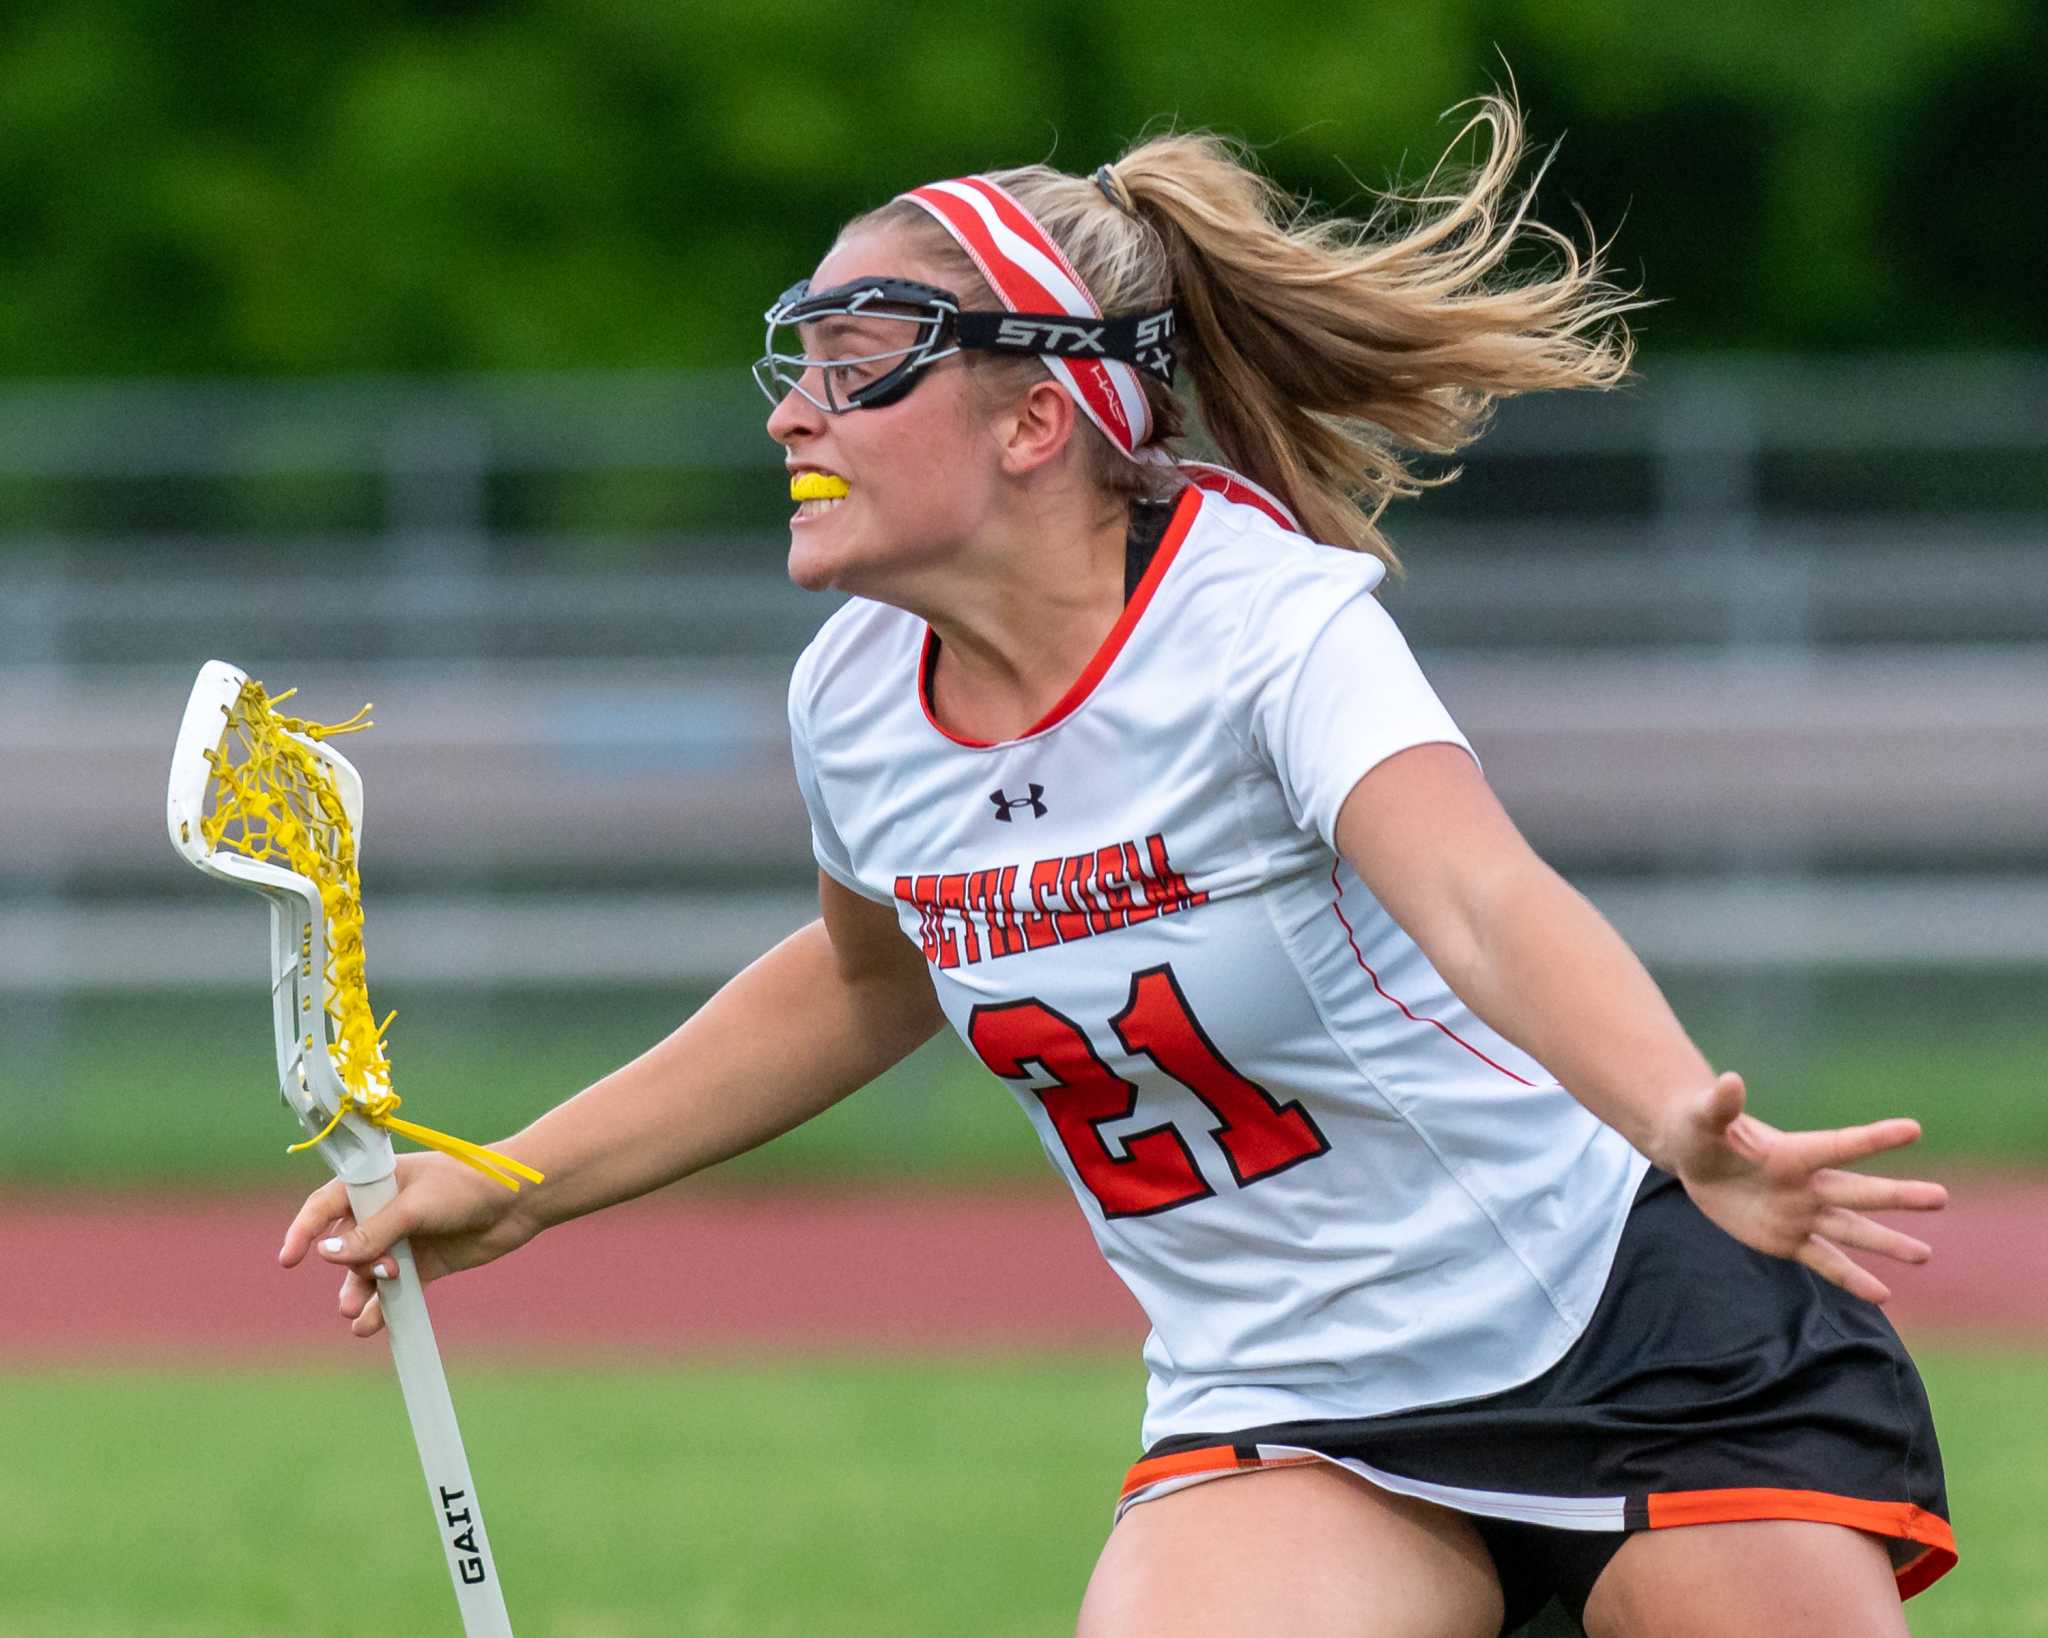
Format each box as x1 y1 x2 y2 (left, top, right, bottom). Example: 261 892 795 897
375 1263 395 1280
320 1237 344 1254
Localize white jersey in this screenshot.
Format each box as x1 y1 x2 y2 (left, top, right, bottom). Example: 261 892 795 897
788 486 1649 1445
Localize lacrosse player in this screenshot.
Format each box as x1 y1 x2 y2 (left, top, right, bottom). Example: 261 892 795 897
284 98 1953 1637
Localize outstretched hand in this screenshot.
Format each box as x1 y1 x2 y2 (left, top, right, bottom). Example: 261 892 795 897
277 1152 541 1338
1659 1072 1946 1305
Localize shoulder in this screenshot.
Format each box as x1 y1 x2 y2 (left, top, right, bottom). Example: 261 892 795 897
1175 489 1386 604
787 595 922 731
1168 489 1391 666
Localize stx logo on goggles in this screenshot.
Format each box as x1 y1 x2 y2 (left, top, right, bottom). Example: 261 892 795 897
996 317 1108 354
954 305 1178 385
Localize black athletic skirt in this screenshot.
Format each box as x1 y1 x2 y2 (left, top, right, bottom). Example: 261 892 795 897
1117 1168 1954 1633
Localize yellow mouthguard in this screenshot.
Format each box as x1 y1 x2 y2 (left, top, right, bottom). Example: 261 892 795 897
790 472 850 501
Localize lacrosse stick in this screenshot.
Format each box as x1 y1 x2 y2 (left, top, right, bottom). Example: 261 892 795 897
167 660 540 1637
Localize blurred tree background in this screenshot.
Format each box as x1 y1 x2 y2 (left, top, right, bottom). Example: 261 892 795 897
2 0 2041 381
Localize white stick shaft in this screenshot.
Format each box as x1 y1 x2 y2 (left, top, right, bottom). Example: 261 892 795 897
346 1174 515 1637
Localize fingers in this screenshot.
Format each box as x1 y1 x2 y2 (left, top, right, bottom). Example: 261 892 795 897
1793 1117 1926 1171
286 1182 398 1343
339 1266 394 1337
279 1178 353 1266
337 1257 400 1304
1812 1168 1948 1214
1694 1072 1747 1137
312 1196 412 1270
1797 1234 1893 1306
1719 1110 1778 1165
1814 1206 1932 1266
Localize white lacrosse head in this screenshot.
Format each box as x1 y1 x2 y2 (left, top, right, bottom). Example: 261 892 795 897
167 659 397 1186
168 660 368 878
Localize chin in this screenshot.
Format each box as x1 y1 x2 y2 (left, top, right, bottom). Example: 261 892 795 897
785 540 842 594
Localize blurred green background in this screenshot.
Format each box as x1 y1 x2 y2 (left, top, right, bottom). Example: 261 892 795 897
3 0 2043 383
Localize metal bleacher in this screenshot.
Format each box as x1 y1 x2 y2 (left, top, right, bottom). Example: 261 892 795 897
2 355 2043 991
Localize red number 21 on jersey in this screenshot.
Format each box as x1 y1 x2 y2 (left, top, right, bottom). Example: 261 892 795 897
967 963 1330 1219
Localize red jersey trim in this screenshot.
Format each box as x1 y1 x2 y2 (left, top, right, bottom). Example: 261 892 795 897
1328 861 1537 1087
917 484 1203 750
1177 460 1303 533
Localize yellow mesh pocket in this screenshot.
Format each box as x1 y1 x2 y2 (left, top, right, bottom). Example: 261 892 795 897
202 679 542 1192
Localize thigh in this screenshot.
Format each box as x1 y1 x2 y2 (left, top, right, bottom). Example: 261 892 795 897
1077 1462 1504 1638
1583 1520 1907 1638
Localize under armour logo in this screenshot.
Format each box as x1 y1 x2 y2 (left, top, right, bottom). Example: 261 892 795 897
989 785 1047 821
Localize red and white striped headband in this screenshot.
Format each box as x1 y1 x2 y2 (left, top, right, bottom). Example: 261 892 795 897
900 175 1156 457
898 173 1304 533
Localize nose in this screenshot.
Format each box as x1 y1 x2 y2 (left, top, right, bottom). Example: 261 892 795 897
766 378 824 447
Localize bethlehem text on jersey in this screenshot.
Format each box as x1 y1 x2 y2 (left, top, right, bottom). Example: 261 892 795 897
894 831 1209 969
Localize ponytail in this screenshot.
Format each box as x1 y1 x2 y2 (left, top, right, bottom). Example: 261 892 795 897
1115 97 1638 568
850 94 1639 571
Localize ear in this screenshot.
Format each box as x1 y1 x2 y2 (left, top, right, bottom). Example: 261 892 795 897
992 378 1082 477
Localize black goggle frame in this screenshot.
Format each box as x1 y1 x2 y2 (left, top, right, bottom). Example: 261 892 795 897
754 276 1177 416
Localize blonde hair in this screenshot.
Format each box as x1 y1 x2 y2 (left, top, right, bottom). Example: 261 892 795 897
845 95 1639 571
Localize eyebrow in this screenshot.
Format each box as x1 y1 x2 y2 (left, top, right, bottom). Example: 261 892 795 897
797 315 906 352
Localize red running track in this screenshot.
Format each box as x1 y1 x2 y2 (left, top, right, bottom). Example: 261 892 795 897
1 1179 2041 1364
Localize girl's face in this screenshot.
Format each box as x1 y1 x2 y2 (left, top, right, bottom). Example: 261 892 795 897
765 226 1004 599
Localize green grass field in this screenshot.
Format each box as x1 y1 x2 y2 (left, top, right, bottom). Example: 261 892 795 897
0 1349 2037 1636
6 966 2047 1189
8 967 2039 1631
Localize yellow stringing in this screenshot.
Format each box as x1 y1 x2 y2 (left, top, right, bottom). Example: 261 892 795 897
200 679 543 1193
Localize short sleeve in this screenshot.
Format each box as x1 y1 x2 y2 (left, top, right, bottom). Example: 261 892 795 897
786 652 888 902
1226 552 1476 853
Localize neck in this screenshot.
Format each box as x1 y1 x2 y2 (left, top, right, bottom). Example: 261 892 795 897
919 498 1131 743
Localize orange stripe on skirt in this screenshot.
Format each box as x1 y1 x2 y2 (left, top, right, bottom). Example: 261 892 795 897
1646 1487 1957 1594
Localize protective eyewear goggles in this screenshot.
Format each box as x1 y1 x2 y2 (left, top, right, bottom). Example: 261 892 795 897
753 276 1177 416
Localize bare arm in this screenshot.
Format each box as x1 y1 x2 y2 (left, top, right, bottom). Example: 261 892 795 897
1334 743 1944 1301
282 873 945 1331
1334 745 1708 1158
506 873 945 1230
